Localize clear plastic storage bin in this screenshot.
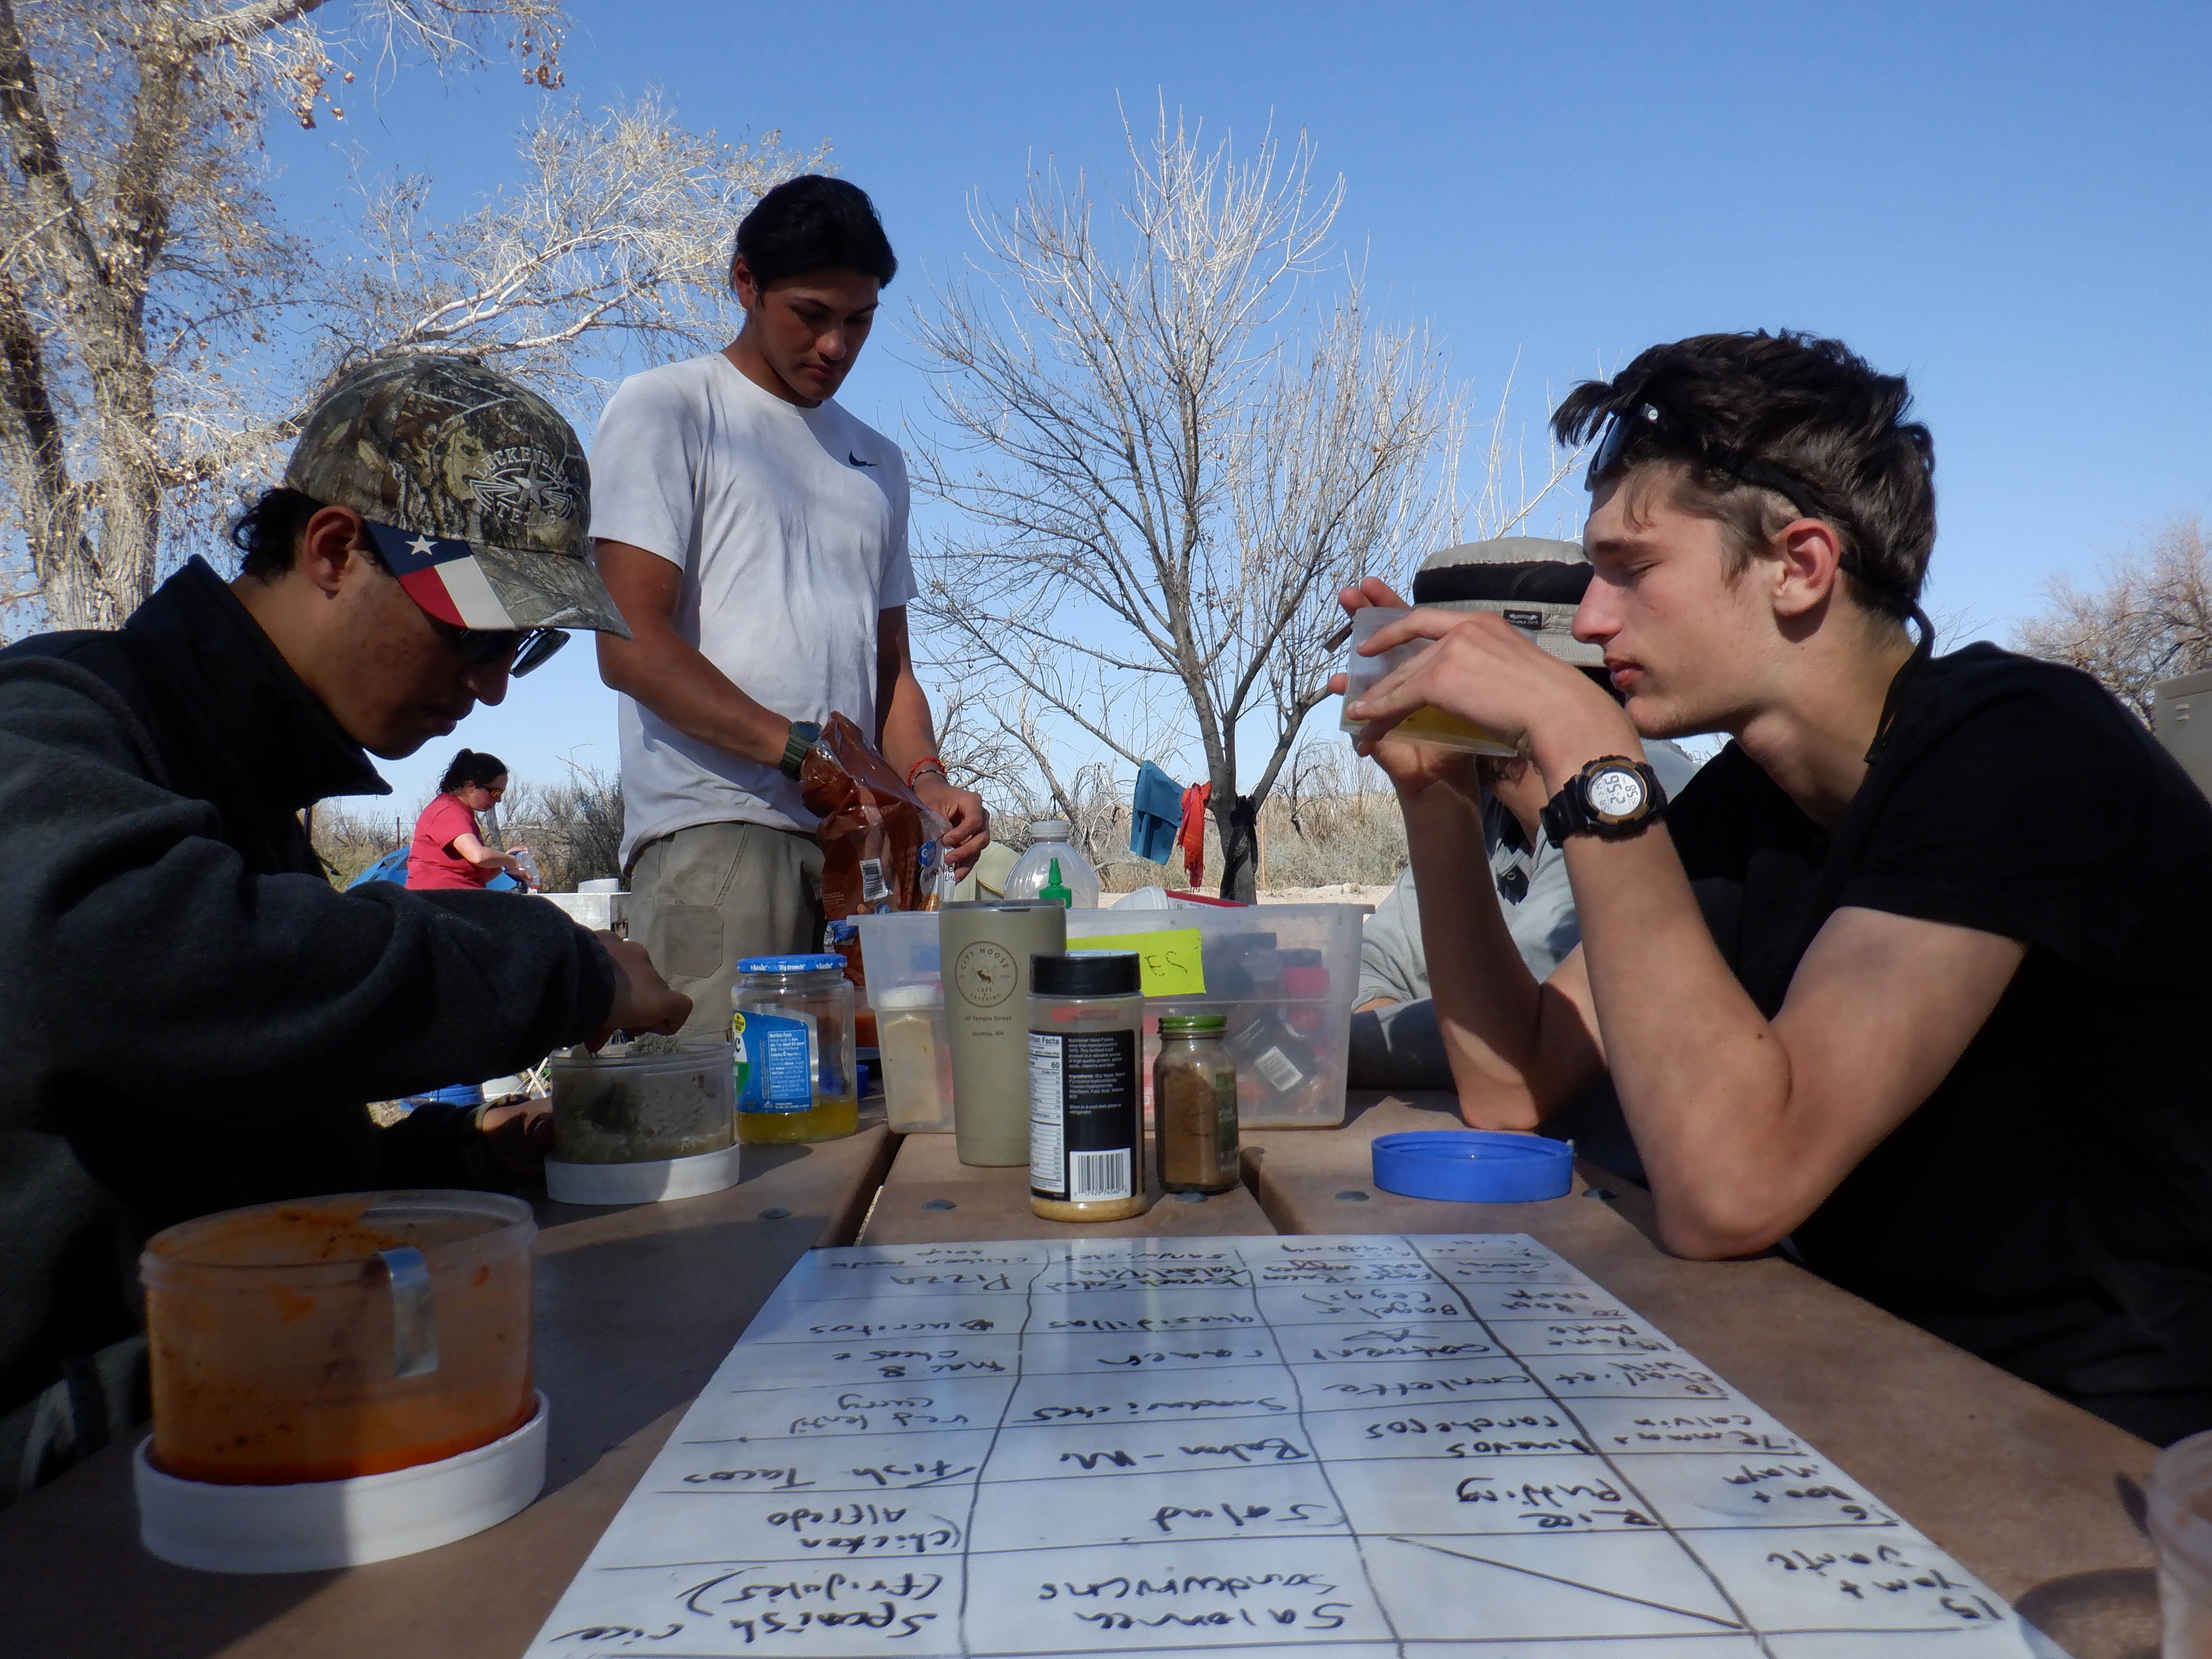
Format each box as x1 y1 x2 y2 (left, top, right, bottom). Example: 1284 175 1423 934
855 904 1365 1128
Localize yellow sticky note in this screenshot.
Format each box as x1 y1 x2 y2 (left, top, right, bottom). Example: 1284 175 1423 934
1080 928 1206 998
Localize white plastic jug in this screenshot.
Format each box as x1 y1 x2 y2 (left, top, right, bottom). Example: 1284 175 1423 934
1000 818 1102 908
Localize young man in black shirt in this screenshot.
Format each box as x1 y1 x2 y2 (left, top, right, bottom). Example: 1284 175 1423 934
1338 330 2212 1444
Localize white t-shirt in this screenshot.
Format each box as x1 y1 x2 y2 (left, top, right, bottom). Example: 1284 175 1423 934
589 352 916 864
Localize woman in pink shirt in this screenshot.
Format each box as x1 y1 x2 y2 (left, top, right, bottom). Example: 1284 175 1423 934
407 749 531 890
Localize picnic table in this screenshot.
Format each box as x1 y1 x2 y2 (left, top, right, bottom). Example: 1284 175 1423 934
0 1094 2163 1659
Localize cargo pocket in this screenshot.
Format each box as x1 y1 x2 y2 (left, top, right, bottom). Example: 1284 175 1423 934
651 901 727 983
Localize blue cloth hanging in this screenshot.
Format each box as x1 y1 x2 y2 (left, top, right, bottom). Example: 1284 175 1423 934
1130 760 1183 865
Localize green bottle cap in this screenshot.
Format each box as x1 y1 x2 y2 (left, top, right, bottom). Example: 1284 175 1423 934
1040 856 1072 908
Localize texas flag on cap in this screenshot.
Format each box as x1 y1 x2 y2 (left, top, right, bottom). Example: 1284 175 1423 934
362 519 521 631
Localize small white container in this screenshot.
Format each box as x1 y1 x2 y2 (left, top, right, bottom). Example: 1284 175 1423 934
535 890 628 932
135 1391 547 1574
876 982 954 1133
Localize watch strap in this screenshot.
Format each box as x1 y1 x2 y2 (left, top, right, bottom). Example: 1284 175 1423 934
779 720 822 779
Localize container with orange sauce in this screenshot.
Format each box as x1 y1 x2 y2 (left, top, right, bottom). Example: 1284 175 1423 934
139 1190 534 1486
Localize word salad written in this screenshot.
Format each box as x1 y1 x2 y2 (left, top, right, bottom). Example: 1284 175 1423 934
522 1234 2053 1658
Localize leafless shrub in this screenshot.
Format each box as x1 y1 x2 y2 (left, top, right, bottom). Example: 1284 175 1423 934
2015 517 2212 722
503 762 624 891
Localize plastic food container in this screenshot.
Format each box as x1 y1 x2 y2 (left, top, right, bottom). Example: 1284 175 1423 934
549 1041 735 1163
857 904 1367 1128
1371 1130 1574 1202
1338 605 1516 755
876 981 955 1132
140 1191 536 1486
544 1039 741 1204
734 953 858 1143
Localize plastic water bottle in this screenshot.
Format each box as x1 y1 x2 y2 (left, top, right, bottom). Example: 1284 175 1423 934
1002 819 1101 909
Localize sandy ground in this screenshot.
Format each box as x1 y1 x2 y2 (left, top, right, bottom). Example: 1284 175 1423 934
1255 882 1392 908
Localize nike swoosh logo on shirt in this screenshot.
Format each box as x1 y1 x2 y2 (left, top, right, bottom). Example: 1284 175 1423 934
848 452 878 467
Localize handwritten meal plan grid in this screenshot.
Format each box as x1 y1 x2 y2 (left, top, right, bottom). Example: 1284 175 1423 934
525 1234 2057 1659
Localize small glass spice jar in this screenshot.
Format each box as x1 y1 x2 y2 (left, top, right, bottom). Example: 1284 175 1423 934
1154 1014 1240 1193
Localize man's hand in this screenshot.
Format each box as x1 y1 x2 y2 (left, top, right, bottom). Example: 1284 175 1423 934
591 932 693 1046
476 1097 555 1178
1326 580 1482 805
914 772 990 876
1339 587 1632 790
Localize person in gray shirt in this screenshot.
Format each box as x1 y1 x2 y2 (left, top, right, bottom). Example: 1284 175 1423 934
1349 537 1701 1091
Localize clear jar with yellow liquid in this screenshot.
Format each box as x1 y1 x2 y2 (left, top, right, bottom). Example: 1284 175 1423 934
733 954 858 1144
1338 605 1517 756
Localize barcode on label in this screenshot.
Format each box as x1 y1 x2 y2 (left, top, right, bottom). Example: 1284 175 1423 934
859 858 889 901
1252 1045 1304 1093
1069 1148 1132 1202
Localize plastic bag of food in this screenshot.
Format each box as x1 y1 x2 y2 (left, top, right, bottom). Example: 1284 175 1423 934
801 713 949 987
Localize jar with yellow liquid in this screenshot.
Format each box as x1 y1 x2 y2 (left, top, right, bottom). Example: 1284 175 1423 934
1338 605 1517 756
733 954 858 1144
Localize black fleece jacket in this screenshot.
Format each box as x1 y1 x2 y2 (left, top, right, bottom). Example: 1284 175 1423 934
0 557 616 1420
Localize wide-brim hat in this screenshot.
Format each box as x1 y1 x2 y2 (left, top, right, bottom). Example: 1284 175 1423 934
283 354 629 638
1411 536 1598 667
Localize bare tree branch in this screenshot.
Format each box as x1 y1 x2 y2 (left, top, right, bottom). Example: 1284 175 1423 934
2016 516 2212 722
0 2 816 634
911 104 1552 898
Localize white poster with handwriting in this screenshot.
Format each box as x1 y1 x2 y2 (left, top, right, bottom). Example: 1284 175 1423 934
522 1234 2059 1658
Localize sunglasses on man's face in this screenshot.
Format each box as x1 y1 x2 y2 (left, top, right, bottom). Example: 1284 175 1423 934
422 614 569 677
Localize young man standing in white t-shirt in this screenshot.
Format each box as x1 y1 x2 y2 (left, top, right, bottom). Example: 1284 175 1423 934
591 176 989 1034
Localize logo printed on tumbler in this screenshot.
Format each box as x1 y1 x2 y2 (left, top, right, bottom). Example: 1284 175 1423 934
955 940 1019 1008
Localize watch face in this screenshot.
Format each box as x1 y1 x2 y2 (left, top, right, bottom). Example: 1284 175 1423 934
954 940 1019 1008
1585 765 1648 821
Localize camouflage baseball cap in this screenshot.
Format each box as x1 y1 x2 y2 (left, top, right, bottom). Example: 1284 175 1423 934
283 354 629 638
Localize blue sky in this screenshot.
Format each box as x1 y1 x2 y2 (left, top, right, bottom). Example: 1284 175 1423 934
270 0 2212 814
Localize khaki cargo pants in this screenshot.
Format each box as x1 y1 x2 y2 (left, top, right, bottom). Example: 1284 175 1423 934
625 820 825 1041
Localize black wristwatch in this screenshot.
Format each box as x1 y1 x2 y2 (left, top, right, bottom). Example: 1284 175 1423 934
1539 755 1668 843
779 720 822 780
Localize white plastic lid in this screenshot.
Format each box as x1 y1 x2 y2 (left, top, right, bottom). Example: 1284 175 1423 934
1028 818 1070 839
873 982 944 1010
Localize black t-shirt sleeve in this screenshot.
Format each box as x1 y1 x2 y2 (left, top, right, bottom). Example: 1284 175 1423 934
1836 667 2200 981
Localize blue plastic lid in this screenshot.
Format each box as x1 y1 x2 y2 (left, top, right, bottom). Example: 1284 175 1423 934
737 953 845 975
1370 1130 1573 1203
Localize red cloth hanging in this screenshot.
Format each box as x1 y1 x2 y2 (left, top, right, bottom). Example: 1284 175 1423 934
1177 781 1212 889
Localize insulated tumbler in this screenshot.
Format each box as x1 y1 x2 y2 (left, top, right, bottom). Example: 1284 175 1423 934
940 901 1067 1165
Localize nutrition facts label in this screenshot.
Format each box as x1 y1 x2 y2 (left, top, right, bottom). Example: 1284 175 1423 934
522 1234 2049 1658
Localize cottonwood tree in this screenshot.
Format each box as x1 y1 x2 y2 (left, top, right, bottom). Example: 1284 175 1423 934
912 107 1571 900
0 0 813 634
2017 516 2212 721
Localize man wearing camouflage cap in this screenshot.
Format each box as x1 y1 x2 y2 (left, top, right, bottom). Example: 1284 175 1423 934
0 353 688 1505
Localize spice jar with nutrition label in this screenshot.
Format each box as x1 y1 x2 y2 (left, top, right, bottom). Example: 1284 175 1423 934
1027 950 1146 1222
1154 1014 1239 1193
733 954 857 1144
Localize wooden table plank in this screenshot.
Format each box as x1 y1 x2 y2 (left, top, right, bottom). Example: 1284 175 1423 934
860 1128 1276 1243
1245 1090 2163 1659
0 1116 897 1659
